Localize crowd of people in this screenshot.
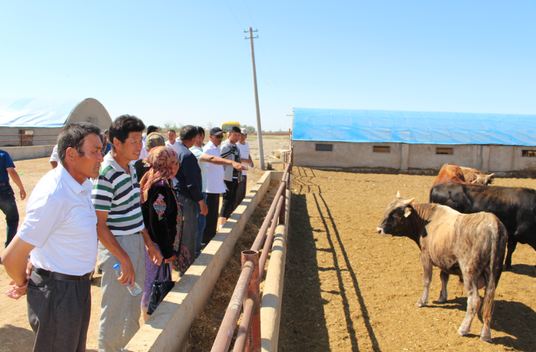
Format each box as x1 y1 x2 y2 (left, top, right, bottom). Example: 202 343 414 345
0 115 253 352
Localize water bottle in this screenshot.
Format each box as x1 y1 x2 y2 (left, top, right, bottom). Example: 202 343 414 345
113 263 142 296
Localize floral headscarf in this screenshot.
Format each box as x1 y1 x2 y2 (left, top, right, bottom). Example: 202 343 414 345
139 146 179 203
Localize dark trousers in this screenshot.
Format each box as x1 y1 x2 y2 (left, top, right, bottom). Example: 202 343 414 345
232 175 247 211
195 192 207 256
203 193 220 244
220 179 239 219
27 269 91 352
0 185 19 247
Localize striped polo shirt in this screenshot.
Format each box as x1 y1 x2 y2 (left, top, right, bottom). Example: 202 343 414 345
91 153 145 236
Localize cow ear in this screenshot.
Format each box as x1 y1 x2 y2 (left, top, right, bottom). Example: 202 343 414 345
403 197 415 206
404 207 412 218
396 191 402 199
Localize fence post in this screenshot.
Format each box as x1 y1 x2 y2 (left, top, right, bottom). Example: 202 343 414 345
242 250 261 352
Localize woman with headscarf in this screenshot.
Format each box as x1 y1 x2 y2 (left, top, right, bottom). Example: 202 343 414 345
139 146 189 320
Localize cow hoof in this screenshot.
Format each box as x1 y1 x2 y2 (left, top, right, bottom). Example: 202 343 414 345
503 265 514 272
415 301 426 307
480 335 492 343
437 297 447 304
457 327 470 337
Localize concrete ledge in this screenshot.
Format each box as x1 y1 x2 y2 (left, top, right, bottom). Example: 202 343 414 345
125 171 280 352
261 187 291 352
2 145 54 161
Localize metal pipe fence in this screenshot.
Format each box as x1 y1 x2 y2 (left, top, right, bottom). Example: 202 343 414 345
211 147 293 352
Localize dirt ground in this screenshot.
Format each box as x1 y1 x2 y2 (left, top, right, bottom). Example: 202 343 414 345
0 136 290 352
280 167 536 352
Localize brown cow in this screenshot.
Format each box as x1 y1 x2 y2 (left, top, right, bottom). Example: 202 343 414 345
460 166 494 185
376 192 507 342
432 164 467 186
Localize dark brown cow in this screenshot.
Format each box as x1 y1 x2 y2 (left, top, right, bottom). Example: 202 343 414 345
376 192 507 342
460 166 494 185
432 164 467 186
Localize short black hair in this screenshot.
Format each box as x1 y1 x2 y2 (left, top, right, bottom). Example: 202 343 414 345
168 129 176 133
179 125 198 141
109 115 145 149
147 125 159 134
57 122 101 164
230 126 241 134
196 126 205 137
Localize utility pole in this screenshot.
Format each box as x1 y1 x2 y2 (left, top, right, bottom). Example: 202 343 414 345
245 27 265 170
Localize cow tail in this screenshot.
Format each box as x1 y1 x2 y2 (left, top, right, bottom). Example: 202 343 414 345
482 220 507 323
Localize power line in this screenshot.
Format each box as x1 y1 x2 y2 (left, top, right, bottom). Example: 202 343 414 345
223 0 245 30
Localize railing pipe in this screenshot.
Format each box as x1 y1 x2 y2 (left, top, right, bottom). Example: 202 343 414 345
233 298 255 352
250 182 286 252
243 251 260 352
259 194 285 278
210 250 258 352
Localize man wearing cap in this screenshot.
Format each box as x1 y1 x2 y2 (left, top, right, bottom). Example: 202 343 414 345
218 126 242 227
201 127 246 245
233 128 254 210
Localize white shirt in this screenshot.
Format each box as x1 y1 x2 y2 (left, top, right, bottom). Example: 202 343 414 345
237 141 250 176
18 165 98 275
49 145 59 163
166 140 182 155
203 141 226 194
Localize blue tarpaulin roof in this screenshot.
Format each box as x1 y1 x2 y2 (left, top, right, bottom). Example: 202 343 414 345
0 98 79 128
292 108 536 146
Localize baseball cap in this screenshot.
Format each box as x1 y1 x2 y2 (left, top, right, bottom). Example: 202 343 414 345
210 127 223 136
241 128 248 134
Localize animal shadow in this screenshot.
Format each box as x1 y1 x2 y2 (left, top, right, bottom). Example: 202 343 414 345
508 264 536 278
426 298 536 350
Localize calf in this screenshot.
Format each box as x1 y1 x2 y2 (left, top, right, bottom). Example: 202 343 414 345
460 166 494 185
377 192 507 342
430 182 536 270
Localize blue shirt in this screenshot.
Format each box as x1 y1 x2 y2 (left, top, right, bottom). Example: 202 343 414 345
0 150 15 184
174 141 203 202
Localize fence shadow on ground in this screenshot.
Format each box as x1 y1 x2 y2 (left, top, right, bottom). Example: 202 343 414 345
278 193 330 352
313 193 381 352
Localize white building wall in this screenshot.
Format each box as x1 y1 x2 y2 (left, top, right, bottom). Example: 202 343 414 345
292 140 536 173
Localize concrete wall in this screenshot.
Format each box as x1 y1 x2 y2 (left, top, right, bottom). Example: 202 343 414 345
2 145 55 161
292 140 536 174
124 171 281 352
0 127 61 146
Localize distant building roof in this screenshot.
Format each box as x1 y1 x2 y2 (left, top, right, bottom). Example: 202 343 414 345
292 107 536 146
0 98 80 127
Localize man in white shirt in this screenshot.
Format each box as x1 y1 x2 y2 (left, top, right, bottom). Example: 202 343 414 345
2 122 104 351
233 128 254 209
165 129 180 151
200 127 247 245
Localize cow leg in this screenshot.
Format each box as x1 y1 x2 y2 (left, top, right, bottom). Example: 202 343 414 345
416 253 433 307
504 238 517 271
458 274 481 337
437 271 449 303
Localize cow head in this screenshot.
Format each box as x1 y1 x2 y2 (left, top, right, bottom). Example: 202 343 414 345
471 173 494 185
377 191 415 236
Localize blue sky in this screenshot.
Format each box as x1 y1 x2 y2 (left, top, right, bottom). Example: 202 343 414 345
1 1 535 131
